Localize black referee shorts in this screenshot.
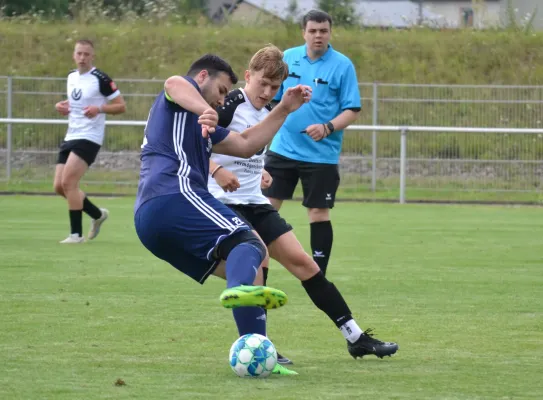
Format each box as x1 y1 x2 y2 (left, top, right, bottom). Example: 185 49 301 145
263 151 340 209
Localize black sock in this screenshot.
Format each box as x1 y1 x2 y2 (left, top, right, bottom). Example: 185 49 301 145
83 197 102 220
310 221 333 275
69 210 83 236
302 271 352 328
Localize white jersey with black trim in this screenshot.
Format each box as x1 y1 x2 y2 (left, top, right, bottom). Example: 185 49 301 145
208 88 271 205
64 67 121 145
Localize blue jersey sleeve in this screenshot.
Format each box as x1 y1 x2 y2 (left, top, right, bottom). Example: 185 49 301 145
339 62 362 111
211 126 230 145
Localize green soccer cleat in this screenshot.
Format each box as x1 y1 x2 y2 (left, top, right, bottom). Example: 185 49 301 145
219 285 288 310
272 363 298 376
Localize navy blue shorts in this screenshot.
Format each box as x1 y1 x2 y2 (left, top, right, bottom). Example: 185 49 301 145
135 192 251 284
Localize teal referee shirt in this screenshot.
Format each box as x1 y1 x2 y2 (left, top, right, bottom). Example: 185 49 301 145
270 44 361 164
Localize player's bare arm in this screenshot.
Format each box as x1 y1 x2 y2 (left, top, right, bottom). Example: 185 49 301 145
304 109 360 141
83 95 126 118
164 76 218 135
209 159 240 192
213 85 312 158
55 100 70 116
164 75 211 116
261 169 273 189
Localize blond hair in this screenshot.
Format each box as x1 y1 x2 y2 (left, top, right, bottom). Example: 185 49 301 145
248 45 289 82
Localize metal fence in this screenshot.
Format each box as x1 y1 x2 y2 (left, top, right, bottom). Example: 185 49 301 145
1 76 542 203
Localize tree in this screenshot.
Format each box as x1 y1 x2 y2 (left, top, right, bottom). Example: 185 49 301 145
1 0 70 16
316 0 358 27
284 0 299 24
179 0 207 12
0 0 209 18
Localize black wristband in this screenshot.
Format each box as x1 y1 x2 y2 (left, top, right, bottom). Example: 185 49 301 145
322 123 328 138
326 121 335 134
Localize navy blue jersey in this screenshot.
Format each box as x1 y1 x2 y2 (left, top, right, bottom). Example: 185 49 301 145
135 77 230 212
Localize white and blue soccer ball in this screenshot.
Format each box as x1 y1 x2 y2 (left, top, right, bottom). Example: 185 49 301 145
229 333 277 378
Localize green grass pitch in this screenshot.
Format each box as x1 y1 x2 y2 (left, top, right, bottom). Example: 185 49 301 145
0 196 542 399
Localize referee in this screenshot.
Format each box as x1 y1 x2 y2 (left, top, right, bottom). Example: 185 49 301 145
264 10 361 275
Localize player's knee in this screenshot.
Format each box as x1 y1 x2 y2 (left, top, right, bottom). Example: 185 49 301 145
308 207 330 222
288 251 319 280
218 230 267 263
53 181 64 196
61 176 77 192
297 251 317 271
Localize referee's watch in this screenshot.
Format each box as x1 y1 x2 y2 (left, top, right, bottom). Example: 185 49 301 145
326 121 335 135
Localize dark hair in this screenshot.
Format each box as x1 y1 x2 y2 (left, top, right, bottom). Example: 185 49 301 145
187 54 238 85
76 39 94 48
302 9 333 30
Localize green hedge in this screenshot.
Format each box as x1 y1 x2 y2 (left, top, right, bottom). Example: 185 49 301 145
1 21 542 159
1 21 542 83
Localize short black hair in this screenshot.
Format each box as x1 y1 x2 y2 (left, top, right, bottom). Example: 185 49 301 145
186 54 238 85
302 9 333 30
76 39 94 48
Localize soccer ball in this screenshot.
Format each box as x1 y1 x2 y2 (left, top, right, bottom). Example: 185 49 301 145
228 333 277 378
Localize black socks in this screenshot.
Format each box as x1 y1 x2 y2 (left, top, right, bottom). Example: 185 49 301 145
310 221 333 275
83 197 102 220
302 271 352 328
69 210 83 236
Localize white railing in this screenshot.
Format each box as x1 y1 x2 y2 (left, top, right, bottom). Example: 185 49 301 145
2 117 543 203
2 76 543 201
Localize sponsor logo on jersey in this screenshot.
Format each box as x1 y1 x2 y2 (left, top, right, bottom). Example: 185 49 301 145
71 88 82 101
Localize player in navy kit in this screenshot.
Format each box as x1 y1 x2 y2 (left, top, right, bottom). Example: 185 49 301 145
134 54 311 347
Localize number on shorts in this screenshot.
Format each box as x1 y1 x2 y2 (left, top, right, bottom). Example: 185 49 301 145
232 217 245 227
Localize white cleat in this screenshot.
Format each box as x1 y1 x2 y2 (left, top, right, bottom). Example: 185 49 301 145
59 234 85 244
87 208 109 240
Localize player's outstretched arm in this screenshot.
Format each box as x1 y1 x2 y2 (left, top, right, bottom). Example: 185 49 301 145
164 76 210 116
212 85 311 158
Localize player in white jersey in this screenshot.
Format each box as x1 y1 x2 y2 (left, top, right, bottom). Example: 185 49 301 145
209 46 399 366
53 39 126 244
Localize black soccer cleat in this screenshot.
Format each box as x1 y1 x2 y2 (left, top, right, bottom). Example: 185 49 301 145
347 328 399 359
277 352 294 365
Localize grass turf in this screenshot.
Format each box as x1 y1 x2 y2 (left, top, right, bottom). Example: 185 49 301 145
0 196 542 399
